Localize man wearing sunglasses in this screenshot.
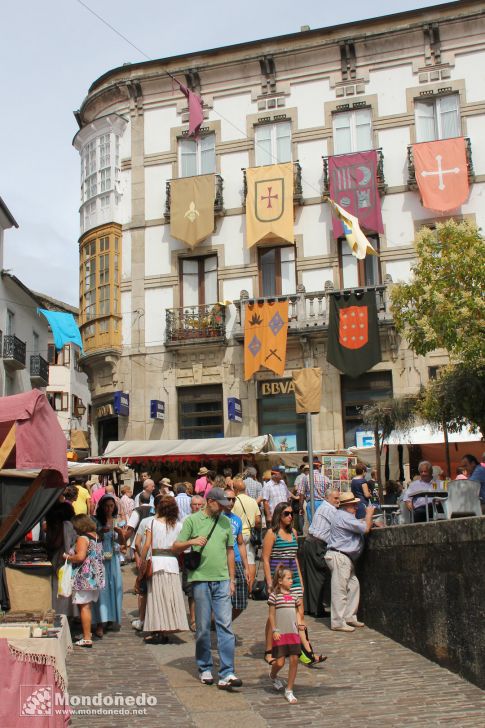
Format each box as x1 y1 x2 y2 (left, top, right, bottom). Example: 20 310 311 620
224 488 250 621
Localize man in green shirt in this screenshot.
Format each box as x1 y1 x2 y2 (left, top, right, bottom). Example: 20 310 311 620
173 487 242 690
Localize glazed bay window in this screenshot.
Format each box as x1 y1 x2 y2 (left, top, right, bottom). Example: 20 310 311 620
339 238 380 288
181 255 218 307
255 121 291 166
333 108 373 155
259 246 296 297
81 133 118 203
79 225 122 349
179 134 216 177
415 94 460 142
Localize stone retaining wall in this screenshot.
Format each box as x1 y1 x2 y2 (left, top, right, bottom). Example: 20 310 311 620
359 517 485 689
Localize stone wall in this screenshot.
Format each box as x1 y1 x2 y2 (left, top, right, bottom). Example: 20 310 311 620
359 517 485 689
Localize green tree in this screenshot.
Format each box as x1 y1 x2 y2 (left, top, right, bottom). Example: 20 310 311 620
390 220 485 368
362 397 416 500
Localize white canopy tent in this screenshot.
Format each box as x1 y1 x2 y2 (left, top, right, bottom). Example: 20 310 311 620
95 434 276 463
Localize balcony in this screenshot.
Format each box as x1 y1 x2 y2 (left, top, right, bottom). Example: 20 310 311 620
322 148 387 197
165 303 226 345
407 137 474 189
164 174 224 221
233 280 396 351
3 335 26 369
242 161 303 205
30 354 49 386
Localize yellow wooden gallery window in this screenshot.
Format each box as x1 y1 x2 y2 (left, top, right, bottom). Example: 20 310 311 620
79 224 121 352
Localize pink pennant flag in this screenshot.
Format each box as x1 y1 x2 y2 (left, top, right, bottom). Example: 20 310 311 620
173 79 204 138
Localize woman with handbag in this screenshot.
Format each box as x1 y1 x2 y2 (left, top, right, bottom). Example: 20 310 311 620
140 496 189 644
92 494 125 638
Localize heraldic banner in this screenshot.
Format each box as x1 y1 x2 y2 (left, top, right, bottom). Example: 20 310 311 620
326 291 381 378
292 368 322 414
245 163 294 248
329 150 384 238
170 174 215 248
412 137 469 212
244 300 289 380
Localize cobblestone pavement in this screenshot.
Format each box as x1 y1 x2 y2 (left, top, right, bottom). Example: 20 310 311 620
66 566 485 727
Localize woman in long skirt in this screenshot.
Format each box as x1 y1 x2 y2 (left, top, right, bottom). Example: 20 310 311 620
93 494 124 637
140 496 188 644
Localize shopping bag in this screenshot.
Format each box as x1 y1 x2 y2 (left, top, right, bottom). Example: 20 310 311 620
57 559 73 598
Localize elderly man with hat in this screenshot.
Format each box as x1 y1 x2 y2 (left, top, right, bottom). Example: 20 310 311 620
298 460 331 526
261 469 292 523
324 492 374 632
173 487 242 690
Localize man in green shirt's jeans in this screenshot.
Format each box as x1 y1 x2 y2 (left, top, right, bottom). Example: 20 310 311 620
173 487 243 689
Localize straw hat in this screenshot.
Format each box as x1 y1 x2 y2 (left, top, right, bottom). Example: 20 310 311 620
160 477 171 486
198 466 209 475
338 492 361 507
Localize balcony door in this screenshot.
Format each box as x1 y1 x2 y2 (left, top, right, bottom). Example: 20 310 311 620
339 238 381 289
259 246 296 297
181 255 218 308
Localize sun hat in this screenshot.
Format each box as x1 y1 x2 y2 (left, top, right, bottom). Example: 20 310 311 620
205 487 230 507
198 466 209 475
161 477 171 486
338 492 361 507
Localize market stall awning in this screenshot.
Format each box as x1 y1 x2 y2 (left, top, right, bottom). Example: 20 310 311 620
96 435 276 463
385 425 482 446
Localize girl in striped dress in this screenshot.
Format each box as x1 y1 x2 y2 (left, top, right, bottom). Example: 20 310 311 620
262 502 310 664
267 564 303 703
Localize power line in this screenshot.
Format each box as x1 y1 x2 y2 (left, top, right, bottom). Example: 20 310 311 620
75 0 151 61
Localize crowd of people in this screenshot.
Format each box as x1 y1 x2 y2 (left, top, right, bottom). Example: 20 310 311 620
40 452 485 704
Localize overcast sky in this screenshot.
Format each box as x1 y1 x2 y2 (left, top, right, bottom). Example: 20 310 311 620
0 0 452 305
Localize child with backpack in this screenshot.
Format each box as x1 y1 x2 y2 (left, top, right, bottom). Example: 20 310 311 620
64 515 105 647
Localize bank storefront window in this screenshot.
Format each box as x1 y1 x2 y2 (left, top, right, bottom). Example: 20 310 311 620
258 379 307 451
341 371 393 447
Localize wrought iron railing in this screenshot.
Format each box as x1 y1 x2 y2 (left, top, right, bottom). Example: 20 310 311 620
242 161 303 205
30 354 49 384
407 137 474 189
3 335 26 366
322 148 386 197
164 174 224 220
165 303 226 344
233 280 393 334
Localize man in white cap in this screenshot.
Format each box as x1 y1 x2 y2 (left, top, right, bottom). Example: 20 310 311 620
173 487 242 690
324 492 374 632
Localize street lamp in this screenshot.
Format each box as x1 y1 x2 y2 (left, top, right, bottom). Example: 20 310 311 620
75 400 86 418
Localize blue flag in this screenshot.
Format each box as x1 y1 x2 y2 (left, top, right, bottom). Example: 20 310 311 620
38 309 83 353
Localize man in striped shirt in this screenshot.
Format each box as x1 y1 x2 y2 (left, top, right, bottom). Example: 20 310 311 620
298 461 331 526
175 483 192 520
243 467 263 502
262 470 292 523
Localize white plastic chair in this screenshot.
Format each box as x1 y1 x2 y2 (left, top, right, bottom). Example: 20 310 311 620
442 480 481 519
398 497 412 524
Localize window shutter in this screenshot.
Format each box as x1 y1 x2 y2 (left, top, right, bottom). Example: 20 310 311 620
275 122 292 163
255 125 273 166
354 108 372 151
180 138 197 177
62 392 69 412
438 95 460 139
280 246 296 295
200 135 216 174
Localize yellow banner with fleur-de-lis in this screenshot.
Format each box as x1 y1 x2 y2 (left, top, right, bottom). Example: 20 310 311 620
244 300 289 380
171 174 215 248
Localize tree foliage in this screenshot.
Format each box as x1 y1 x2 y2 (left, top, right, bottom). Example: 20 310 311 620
417 364 485 437
390 220 485 368
362 397 416 497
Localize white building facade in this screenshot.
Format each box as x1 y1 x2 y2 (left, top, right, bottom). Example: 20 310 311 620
73 1 485 455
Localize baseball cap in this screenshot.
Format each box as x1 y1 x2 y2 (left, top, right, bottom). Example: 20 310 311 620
205 487 231 507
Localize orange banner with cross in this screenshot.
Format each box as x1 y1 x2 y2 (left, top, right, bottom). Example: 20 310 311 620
245 163 294 248
244 300 289 380
413 138 469 212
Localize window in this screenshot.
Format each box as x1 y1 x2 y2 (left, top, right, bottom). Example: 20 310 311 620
181 255 218 307
179 134 216 177
339 238 380 288
259 246 296 297
6 310 14 336
47 345 70 366
415 94 460 142
258 380 307 450
48 391 69 412
178 385 223 439
255 122 291 166
333 108 372 155
341 372 393 447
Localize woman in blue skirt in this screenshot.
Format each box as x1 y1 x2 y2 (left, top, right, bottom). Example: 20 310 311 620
93 494 124 637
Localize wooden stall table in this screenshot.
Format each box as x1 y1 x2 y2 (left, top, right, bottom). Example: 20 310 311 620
0 615 72 727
